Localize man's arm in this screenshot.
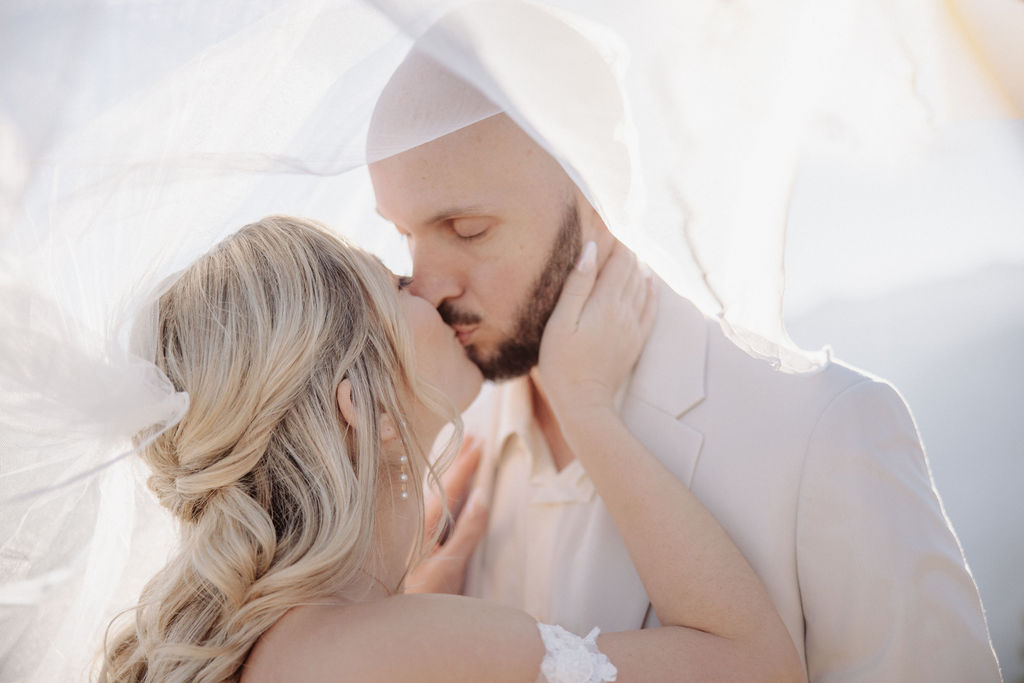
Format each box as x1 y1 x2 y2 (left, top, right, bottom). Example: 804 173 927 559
796 378 1001 681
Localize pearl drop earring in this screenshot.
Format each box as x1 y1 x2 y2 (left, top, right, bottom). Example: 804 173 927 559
399 454 409 500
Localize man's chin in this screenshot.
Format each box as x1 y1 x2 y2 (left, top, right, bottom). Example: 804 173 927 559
466 341 540 382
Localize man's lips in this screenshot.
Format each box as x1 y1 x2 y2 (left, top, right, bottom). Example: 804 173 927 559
452 324 477 345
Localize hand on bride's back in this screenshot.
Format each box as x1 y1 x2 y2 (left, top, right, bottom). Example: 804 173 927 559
536 241 657 420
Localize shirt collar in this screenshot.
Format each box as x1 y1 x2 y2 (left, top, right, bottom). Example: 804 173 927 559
492 369 630 476
493 376 535 459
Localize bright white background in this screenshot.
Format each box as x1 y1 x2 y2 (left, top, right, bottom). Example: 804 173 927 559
785 117 1024 681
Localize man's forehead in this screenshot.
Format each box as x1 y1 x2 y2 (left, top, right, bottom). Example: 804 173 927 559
369 126 539 224
370 115 570 197
373 113 525 168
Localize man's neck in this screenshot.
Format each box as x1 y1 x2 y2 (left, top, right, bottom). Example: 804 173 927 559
528 373 576 473
525 234 622 472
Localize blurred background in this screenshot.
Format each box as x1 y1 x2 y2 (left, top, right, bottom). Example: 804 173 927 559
780 2 1023 676
785 123 1024 680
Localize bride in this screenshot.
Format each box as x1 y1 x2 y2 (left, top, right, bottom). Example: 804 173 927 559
99 215 803 682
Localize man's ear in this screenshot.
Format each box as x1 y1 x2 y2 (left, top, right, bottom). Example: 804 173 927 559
337 378 400 444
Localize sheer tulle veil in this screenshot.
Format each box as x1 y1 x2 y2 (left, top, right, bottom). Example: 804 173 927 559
1 0 1016 680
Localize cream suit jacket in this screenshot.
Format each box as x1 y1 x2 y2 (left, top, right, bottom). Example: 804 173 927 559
463 279 1001 682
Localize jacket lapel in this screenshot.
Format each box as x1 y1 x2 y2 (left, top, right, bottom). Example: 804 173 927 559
622 278 708 488
561 281 710 631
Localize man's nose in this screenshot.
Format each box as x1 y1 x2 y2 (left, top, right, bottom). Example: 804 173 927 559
408 242 462 308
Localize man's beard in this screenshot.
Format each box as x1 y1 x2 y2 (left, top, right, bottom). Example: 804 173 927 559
439 203 582 382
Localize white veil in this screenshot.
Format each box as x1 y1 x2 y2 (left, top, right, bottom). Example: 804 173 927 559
1 0 1017 680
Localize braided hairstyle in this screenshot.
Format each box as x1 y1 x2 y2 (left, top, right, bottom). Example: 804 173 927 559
101 216 448 682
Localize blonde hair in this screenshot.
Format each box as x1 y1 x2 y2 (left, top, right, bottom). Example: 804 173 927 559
101 216 453 682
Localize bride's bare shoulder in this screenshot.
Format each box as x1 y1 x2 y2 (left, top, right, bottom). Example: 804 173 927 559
240 594 543 683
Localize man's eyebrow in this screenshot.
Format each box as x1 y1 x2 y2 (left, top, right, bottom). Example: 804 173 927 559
374 205 490 227
424 206 488 225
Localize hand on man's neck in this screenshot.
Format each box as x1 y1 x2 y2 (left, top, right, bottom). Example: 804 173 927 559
527 234 623 473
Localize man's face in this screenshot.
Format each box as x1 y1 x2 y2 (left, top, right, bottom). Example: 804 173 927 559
369 114 582 381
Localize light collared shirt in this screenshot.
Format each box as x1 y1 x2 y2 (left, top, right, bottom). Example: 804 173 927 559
464 377 641 635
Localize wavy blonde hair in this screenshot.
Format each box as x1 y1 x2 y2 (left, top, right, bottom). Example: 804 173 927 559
100 216 454 682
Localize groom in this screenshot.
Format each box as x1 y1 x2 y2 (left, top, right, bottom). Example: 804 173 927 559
367 16 1001 683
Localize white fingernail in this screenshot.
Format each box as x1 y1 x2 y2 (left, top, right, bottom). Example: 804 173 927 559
576 241 596 272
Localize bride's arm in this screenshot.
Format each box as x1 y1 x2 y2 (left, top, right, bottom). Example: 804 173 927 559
530 241 804 681
251 243 804 683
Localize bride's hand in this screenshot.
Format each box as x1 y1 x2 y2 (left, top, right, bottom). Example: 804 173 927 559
535 241 657 422
404 436 488 595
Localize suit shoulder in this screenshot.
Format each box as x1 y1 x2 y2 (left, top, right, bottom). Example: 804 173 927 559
699 310 875 405
653 285 883 418
810 359 917 432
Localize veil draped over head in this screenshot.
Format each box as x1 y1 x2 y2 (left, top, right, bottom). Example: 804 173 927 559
1 0 1018 680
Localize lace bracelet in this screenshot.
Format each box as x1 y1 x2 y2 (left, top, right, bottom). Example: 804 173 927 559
534 622 618 683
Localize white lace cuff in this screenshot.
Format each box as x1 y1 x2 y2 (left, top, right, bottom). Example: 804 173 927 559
534 622 618 683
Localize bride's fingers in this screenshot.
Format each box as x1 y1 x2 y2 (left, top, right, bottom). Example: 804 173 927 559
639 275 658 339
406 489 489 595
436 436 483 543
435 487 489 565
442 435 483 509
548 240 597 330
424 435 483 539
620 256 644 311
590 241 633 304
630 266 649 315
614 250 638 307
